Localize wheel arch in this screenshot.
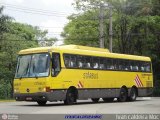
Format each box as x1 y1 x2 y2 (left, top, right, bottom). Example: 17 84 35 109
67 86 78 99
121 85 128 94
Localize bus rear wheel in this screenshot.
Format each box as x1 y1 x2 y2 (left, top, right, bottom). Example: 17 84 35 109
91 98 99 103
118 87 128 102
37 101 47 106
64 90 76 105
129 88 137 101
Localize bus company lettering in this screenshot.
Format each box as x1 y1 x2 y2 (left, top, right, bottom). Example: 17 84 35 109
34 82 45 85
14 83 21 86
83 72 98 79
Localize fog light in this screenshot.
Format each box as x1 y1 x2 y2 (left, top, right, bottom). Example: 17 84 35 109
14 89 17 93
43 88 46 92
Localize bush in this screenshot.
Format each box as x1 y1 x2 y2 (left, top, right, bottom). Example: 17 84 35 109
0 82 11 99
153 87 160 97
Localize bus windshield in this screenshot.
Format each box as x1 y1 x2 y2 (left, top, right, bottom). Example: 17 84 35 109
15 53 50 78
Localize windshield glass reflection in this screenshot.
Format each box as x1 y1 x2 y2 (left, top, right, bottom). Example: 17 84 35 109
15 53 50 78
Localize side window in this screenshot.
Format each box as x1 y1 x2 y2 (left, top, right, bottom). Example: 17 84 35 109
130 61 138 71
64 54 77 68
52 53 61 76
106 58 113 70
70 55 77 68
139 61 145 72
99 58 105 70
64 54 70 68
84 56 92 69
118 59 124 70
77 56 85 68
113 59 119 70
124 60 130 71
134 61 139 71
144 62 151 72
92 57 99 69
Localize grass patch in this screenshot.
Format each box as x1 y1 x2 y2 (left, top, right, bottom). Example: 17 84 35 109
0 99 15 102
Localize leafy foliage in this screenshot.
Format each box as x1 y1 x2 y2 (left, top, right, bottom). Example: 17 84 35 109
0 6 57 98
61 12 99 46
62 0 160 95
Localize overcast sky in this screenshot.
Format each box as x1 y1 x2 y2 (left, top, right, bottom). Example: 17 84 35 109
1 0 76 42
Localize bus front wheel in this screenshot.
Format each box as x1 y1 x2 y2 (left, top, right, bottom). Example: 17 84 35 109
64 90 76 105
91 98 99 103
37 101 47 106
103 98 114 102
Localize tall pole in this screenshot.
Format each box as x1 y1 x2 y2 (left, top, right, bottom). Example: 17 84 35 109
99 3 105 48
109 5 113 52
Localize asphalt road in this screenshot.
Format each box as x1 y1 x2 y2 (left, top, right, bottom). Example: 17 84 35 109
0 97 160 114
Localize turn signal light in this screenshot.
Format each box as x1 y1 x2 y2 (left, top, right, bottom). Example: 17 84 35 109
45 87 51 92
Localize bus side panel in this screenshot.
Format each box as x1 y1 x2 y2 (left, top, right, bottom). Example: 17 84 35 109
50 68 153 99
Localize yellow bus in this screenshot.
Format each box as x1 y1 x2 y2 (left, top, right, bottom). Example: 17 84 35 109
14 45 153 105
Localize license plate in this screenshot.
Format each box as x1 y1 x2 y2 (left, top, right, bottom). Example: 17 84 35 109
26 97 32 101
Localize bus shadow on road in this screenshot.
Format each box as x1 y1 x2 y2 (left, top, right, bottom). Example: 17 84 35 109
16 99 148 107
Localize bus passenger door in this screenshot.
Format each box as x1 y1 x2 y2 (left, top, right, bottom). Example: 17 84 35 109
51 53 62 89
52 53 61 77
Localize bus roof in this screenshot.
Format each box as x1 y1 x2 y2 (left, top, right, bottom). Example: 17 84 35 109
18 45 151 61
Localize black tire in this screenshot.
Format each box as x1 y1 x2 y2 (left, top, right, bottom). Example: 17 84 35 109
64 90 76 105
118 87 128 102
129 88 137 101
91 98 99 103
37 101 47 106
103 98 114 102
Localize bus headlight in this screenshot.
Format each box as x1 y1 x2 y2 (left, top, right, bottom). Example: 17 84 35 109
14 89 19 93
43 88 46 92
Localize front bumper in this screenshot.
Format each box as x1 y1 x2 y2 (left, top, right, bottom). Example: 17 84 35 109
14 90 67 102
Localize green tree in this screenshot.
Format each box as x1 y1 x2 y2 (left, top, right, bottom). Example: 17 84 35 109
0 6 13 99
0 22 50 98
0 22 39 98
0 6 12 50
39 37 58 46
0 6 59 99
152 0 160 15
62 0 160 96
61 12 99 46
0 6 11 33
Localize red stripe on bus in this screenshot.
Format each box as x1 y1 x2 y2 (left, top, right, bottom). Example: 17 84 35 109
136 75 143 87
137 75 143 87
134 79 140 87
79 81 83 88
77 84 81 88
135 76 142 87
